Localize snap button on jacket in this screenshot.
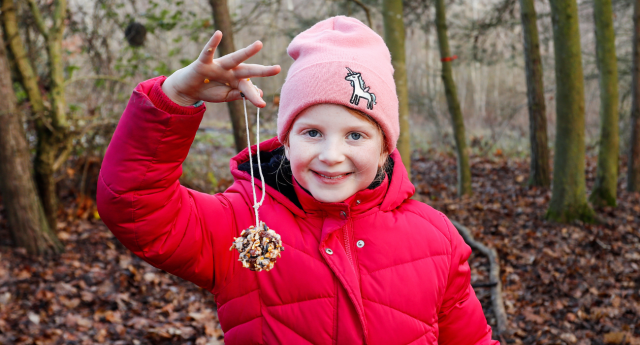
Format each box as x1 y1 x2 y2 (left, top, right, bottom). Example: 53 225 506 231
97 77 497 345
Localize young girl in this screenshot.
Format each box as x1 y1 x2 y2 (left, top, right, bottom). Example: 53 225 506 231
97 16 497 344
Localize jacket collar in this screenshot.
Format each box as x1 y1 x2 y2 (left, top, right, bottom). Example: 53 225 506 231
229 137 414 217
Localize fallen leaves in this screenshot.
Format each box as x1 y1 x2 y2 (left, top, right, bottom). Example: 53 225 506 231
522 308 546 324
603 331 637 344
0 218 224 344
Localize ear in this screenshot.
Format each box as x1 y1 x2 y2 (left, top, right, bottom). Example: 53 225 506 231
284 144 290 161
378 150 389 168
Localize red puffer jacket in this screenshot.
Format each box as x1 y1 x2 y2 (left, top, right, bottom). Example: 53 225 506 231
97 77 498 344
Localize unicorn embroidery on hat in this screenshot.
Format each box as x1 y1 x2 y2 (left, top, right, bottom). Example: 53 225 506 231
345 67 376 110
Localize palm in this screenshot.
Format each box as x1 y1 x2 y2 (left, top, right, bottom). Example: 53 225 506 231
164 31 281 107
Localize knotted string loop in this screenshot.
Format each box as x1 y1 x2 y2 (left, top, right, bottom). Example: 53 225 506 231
242 94 266 226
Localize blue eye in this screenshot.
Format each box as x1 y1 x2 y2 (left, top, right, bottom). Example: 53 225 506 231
307 130 319 137
350 133 362 140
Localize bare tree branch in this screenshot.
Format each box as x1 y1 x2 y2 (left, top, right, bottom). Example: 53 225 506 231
450 220 509 338
51 0 66 36
52 120 113 172
231 0 267 33
350 0 372 28
24 0 49 40
63 75 127 88
3 0 47 116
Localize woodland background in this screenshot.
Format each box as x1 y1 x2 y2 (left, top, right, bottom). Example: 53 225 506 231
0 0 639 343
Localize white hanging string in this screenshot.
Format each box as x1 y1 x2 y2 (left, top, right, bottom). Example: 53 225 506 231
242 94 266 227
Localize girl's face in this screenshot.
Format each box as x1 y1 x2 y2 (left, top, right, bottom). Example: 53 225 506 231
285 104 387 203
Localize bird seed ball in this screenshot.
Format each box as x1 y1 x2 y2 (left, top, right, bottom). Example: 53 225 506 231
229 222 284 272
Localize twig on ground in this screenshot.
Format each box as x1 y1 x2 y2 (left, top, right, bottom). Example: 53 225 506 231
451 220 509 338
471 281 498 288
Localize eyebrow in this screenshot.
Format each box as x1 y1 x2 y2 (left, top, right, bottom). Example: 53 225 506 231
291 120 323 128
293 120 376 131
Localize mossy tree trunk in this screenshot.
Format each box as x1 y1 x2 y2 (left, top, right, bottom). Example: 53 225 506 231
434 0 472 196
382 0 412 180
519 0 551 187
3 0 71 230
590 0 620 206
0 28 62 256
546 0 595 222
629 0 640 192
40 0 69 230
209 0 250 153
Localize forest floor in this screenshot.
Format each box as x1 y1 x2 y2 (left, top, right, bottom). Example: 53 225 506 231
0 153 638 345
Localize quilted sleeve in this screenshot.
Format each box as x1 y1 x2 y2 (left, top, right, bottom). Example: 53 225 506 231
437 213 499 345
97 76 232 291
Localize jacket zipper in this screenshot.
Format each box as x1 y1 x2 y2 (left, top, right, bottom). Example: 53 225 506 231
343 219 354 270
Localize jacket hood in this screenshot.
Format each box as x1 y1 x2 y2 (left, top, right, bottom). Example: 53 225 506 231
229 137 414 216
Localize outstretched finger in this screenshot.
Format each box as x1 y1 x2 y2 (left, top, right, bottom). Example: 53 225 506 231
218 41 263 70
197 31 223 63
232 64 281 79
238 78 266 108
224 87 264 103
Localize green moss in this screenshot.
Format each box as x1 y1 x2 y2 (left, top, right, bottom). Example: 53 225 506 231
382 0 411 180
546 0 595 223
590 0 620 208
434 0 472 196
545 202 596 223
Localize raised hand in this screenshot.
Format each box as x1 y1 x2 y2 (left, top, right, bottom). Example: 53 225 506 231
162 31 281 108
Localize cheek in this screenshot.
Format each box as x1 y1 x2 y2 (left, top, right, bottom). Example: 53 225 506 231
286 141 314 173
351 143 383 172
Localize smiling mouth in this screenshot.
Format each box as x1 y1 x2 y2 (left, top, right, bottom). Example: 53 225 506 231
312 171 353 180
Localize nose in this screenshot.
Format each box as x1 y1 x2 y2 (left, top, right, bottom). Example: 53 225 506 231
318 138 346 166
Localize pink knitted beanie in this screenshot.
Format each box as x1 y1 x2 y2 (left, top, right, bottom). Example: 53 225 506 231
277 16 399 153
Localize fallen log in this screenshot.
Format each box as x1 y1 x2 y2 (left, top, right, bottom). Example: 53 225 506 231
451 220 509 339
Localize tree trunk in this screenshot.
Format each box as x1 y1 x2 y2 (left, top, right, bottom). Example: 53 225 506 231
34 131 59 230
382 0 412 181
546 0 595 222
590 0 620 206
629 0 640 192
3 0 69 230
32 0 68 230
0 28 62 256
48 0 68 130
434 0 472 196
209 0 250 153
519 0 551 188
1 0 45 115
